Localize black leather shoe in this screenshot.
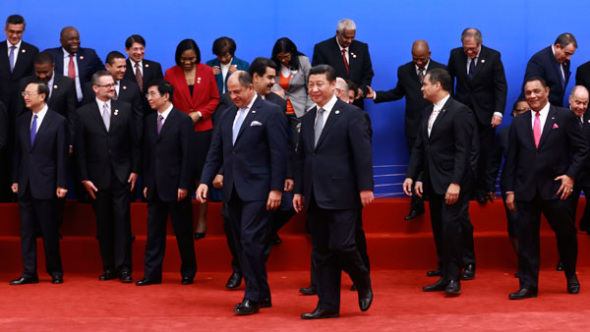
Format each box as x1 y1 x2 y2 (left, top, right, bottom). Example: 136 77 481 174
271 233 282 245
10 276 39 285
509 287 538 300
181 277 193 285
350 284 357 291
226 272 242 289
567 275 580 294
476 194 488 204
423 278 446 292
136 278 161 286
259 297 272 308
194 232 206 241
556 261 564 271
301 307 339 320
404 210 424 220
462 264 475 280
52 276 64 284
445 280 461 296
299 285 317 295
234 299 259 315
119 271 133 283
99 270 117 281
426 269 441 277
358 287 373 311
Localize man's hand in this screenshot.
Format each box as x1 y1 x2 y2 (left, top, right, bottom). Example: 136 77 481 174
212 174 224 189
356 88 364 99
402 178 413 196
267 190 282 211
127 173 138 192
56 187 68 198
491 115 502 128
143 187 148 199
284 179 294 192
11 183 18 194
415 181 423 198
365 86 375 99
82 180 98 200
69 146 74 156
196 184 208 203
360 190 374 207
555 174 574 200
506 192 516 212
293 194 305 213
445 183 461 205
177 188 187 201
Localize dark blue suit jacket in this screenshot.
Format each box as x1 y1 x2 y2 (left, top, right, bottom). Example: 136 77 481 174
205 56 250 96
200 95 288 202
522 46 571 107
294 98 373 210
44 47 105 97
0 41 39 116
12 108 68 199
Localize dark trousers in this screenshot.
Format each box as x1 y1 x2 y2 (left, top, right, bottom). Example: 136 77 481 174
144 193 196 280
516 197 577 289
572 185 590 232
221 203 241 275
227 190 272 302
18 188 63 278
308 199 371 312
475 123 496 195
406 136 424 213
91 174 132 273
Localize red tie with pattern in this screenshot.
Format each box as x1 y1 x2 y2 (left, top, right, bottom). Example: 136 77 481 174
68 54 76 79
135 63 144 92
342 49 350 75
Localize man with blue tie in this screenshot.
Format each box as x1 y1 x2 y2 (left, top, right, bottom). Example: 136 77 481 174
10 81 68 285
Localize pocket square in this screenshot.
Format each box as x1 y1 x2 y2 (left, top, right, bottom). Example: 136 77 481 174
250 121 263 127
552 123 559 129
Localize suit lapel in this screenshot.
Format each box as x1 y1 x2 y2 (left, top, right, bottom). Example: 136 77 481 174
235 98 261 144
538 106 557 149
471 46 486 79
31 110 53 150
90 102 108 134
315 99 344 149
0 43 10 73
158 108 176 140
429 98 451 139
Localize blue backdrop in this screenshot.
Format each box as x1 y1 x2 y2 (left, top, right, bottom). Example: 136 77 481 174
5 0 590 196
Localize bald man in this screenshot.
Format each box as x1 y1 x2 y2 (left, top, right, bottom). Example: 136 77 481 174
569 86 590 234
366 40 446 220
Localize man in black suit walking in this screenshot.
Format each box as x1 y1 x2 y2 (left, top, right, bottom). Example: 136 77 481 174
75 71 140 283
138 79 196 286
312 18 373 109
10 81 68 285
504 77 587 299
367 40 446 221
403 68 475 296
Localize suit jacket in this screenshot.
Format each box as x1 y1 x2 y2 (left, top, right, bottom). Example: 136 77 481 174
406 97 474 196
124 58 163 92
17 74 77 141
75 99 140 190
575 61 590 96
522 46 570 107
12 108 68 199
143 107 195 202
274 55 313 117
504 105 588 201
164 64 220 132
264 92 287 111
0 101 8 154
448 45 507 125
200 96 288 202
0 40 39 116
312 37 374 95
575 112 590 187
205 56 249 96
374 59 446 141
294 98 373 210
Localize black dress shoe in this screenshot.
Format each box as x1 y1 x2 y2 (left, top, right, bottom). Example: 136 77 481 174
476 194 488 204
426 269 441 277
271 233 282 245
404 210 424 220
226 272 242 289
52 276 64 284
567 275 580 294
10 275 39 285
136 278 161 286
514 272 519 278
234 299 259 315
423 278 446 292
301 307 339 320
119 271 133 283
259 297 272 308
99 270 117 281
509 287 538 300
445 280 461 296
181 277 193 285
194 232 206 241
350 284 357 291
299 285 317 295
462 264 475 280
358 287 373 311
556 261 564 271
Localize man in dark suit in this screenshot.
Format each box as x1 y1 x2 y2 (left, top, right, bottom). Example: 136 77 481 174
139 79 196 286
293 65 373 319
10 81 67 285
367 40 446 221
75 71 140 283
504 77 587 299
197 71 288 315
403 68 475 296
44 26 105 103
569 86 590 234
0 14 38 202
523 33 577 108
312 18 373 109
575 60 590 95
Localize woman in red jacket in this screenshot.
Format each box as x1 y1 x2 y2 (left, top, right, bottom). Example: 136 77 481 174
164 39 219 240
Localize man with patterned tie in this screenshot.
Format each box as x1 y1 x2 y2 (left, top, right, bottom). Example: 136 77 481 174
504 77 588 299
10 81 68 285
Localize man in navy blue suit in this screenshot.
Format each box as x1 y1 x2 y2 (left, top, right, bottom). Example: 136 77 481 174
197 71 288 315
293 65 374 319
10 81 68 285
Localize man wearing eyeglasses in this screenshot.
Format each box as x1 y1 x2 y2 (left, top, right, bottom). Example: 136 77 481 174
75 71 140 283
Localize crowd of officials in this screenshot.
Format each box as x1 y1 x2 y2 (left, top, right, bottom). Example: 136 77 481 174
2 13 590 318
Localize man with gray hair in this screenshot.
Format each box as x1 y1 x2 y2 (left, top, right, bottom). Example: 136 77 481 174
312 18 374 109
569 85 590 235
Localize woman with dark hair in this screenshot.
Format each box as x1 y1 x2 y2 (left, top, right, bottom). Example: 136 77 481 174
206 37 249 96
164 38 219 240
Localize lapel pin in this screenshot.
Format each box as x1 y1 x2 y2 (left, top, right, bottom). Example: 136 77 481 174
335 110 340 114
122 85 127 90
114 109 119 116
442 108 447 113
197 77 201 84
79 56 84 60
145 63 150 68
54 85 58 89
481 59 485 64
21 49 26 53
587 119 590 123
252 110 256 114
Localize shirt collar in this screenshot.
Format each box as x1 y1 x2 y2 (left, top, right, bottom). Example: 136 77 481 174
534 101 551 116
318 94 338 113
335 37 348 52
95 97 110 111
158 103 173 120
130 59 143 68
415 59 430 72
7 40 22 48
62 47 75 57
433 94 450 111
